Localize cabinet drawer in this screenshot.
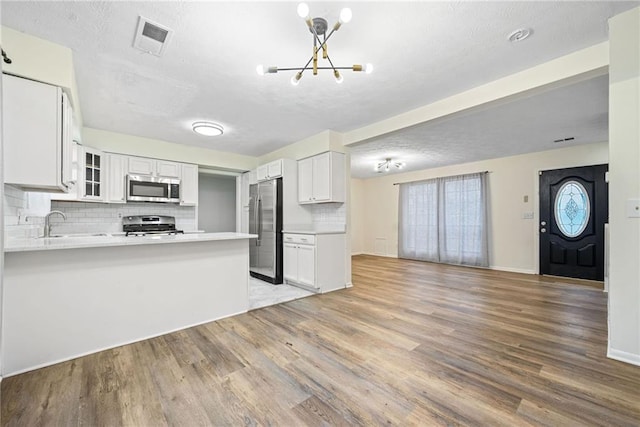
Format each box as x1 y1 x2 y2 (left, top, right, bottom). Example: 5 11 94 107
283 233 315 245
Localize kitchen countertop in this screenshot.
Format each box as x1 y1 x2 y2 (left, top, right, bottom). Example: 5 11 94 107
5 232 258 253
281 229 346 235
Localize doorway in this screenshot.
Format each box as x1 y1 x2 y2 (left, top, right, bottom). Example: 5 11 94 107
539 164 608 281
198 173 237 232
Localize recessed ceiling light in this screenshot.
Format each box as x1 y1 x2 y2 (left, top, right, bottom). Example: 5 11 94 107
508 28 533 43
192 121 223 136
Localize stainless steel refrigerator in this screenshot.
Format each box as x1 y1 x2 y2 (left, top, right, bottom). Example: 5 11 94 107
249 178 283 284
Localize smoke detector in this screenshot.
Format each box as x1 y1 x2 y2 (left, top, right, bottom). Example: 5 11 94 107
133 16 173 56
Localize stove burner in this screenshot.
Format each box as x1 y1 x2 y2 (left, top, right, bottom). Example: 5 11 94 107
125 230 184 237
122 215 183 237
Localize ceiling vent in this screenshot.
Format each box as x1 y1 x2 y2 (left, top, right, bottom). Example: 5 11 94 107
133 16 173 57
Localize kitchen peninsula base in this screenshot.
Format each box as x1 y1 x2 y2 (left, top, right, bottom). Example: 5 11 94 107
3 235 252 376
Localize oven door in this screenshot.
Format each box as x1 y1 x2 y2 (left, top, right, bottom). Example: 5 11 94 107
127 175 180 203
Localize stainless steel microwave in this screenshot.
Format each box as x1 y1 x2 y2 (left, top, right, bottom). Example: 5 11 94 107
126 175 180 203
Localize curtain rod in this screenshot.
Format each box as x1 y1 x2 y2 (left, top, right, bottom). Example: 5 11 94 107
392 170 490 186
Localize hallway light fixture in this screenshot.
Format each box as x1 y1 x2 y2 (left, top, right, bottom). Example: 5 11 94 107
256 3 373 85
376 158 404 172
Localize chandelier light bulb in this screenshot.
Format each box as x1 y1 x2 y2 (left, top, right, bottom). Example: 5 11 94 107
291 72 302 86
339 8 352 24
297 3 310 19
365 63 374 74
334 70 343 84
256 64 265 76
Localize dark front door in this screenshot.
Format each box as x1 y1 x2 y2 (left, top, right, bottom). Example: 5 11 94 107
539 164 608 281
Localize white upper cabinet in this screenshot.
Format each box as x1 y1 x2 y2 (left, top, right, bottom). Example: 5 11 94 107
127 156 181 178
2 74 74 192
106 153 128 204
257 159 283 181
180 163 199 206
128 156 155 175
157 160 181 178
80 146 105 201
298 152 345 204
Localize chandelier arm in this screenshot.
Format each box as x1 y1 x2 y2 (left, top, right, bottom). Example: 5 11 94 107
274 66 357 71
310 28 337 60
308 29 340 75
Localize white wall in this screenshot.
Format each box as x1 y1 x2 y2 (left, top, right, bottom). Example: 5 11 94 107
83 128 256 172
198 174 236 232
351 142 608 274
608 7 640 366
350 178 366 255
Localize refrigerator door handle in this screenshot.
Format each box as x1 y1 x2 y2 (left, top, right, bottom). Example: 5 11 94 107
257 197 263 245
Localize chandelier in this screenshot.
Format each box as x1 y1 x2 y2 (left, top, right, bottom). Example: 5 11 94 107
256 3 373 85
377 158 404 172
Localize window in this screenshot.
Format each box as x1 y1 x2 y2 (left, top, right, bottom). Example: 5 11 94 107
399 172 489 267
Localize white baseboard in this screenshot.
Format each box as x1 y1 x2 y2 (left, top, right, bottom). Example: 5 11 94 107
360 252 398 258
607 347 640 366
352 251 397 258
489 265 537 275
345 281 353 288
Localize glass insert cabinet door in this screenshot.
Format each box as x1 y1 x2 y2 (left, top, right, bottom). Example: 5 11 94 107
84 149 101 198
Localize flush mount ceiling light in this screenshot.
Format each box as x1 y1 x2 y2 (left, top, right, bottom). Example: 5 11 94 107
192 122 224 136
256 2 373 85
508 27 533 43
376 158 404 173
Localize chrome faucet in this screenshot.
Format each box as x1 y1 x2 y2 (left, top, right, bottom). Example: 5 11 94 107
44 210 67 237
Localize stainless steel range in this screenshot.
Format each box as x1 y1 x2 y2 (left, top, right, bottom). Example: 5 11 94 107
122 215 184 236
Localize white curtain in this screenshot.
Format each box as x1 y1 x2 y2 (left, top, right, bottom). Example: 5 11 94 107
398 172 488 267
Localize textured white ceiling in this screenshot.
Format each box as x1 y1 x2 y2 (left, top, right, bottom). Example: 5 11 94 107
350 74 609 178
1 1 636 173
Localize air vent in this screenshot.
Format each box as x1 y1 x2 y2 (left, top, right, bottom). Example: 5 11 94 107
553 137 575 143
133 16 173 57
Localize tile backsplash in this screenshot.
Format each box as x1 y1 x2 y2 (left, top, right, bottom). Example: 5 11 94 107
4 184 197 239
306 202 346 228
4 185 50 239
49 201 197 235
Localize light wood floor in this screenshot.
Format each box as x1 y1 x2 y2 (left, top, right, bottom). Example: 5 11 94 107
2 255 639 426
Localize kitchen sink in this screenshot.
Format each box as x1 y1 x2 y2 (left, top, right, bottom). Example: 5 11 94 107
38 233 112 239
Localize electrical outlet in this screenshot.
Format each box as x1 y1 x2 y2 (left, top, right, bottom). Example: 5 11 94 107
522 212 534 219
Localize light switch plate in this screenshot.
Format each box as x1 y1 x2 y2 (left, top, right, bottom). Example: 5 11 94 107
626 199 640 218
522 212 534 219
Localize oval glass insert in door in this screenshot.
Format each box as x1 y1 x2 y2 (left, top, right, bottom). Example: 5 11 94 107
554 180 590 238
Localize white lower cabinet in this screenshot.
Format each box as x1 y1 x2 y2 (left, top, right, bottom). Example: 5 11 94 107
284 239 316 289
283 232 346 293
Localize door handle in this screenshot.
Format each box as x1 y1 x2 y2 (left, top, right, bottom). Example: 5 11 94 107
540 221 547 226
257 198 263 241
541 228 547 233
